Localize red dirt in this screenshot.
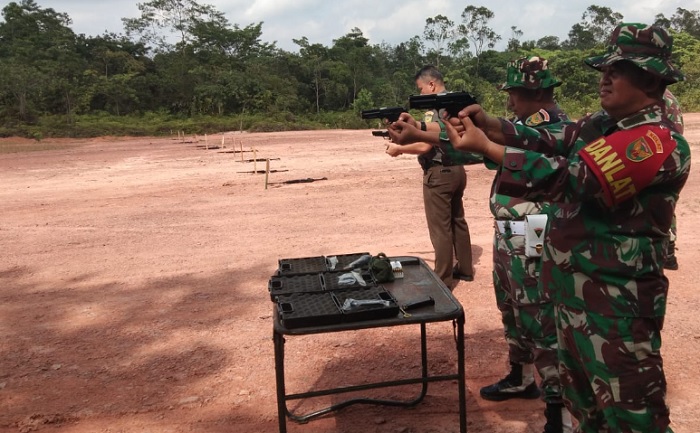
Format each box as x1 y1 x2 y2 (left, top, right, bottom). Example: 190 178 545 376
1 119 699 433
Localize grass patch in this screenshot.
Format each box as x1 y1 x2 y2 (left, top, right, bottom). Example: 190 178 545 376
0 141 80 154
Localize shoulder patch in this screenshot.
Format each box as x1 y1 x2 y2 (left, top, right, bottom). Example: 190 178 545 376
524 109 551 127
424 111 434 122
577 125 676 206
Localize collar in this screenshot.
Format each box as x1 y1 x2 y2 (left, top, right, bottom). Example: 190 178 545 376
615 103 665 130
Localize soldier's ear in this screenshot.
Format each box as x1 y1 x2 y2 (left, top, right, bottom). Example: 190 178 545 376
534 88 545 102
639 73 662 96
625 63 663 96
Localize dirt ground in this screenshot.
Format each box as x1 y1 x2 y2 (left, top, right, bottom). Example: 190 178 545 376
1 117 699 433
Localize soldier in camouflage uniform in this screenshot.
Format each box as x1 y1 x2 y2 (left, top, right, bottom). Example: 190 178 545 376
438 23 689 433
662 89 684 270
481 57 572 433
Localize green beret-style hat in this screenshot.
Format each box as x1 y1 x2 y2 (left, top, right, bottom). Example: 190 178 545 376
584 22 685 83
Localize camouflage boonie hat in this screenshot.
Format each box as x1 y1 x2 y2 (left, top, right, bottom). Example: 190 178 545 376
584 23 685 83
500 56 562 90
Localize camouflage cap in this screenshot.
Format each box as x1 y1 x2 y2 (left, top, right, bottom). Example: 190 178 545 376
500 56 562 91
584 23 685 83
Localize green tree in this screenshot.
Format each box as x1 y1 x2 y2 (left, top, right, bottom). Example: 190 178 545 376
565 23 596 50
122 0 226 52
667 31 700 111
352 88 374 113
0 0 83 121
565 5 623 49
293 37 331 114
655 8 700 38
455 6 501 78
548 49 600 117
186 20 277 115
78 33 150 115
372 40 423 105
423 14 454 68
506 26 523 52
329 28 377 109
536 36 561 50
0 60 44 122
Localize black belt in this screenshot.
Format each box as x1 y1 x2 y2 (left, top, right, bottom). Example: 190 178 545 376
426 160 453 168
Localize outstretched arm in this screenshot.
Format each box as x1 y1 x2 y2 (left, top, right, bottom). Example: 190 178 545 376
385 141 432 157
444 113 505 164
450 105 506 144
387 119 442 146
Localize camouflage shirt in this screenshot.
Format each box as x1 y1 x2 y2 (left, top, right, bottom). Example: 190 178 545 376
490 107 570 219
663 89 684 134
439 107 571 218
496 103 691 317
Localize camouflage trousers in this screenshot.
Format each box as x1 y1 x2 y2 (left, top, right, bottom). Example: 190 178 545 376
669 214 677 242
556 304 672 433
492 229 562 403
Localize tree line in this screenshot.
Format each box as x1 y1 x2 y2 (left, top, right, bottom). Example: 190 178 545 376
1 0 700 138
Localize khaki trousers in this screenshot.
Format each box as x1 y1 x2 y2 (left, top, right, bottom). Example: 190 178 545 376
422 164 473 287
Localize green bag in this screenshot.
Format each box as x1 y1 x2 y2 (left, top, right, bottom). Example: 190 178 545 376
369 253 395 283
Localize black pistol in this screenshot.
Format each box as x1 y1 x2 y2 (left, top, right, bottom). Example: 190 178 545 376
371 130 390 139
408 91 477 117
361 106 407 140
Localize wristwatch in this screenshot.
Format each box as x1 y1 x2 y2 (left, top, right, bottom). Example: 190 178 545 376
420 121 427 131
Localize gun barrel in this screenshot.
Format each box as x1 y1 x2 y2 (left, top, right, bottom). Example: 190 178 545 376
361 106 407 121
361 109 382 119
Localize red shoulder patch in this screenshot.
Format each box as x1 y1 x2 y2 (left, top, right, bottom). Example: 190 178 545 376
577 125 676 206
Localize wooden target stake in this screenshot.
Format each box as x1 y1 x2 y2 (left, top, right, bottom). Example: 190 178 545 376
253 147 258 173
265 159 270 189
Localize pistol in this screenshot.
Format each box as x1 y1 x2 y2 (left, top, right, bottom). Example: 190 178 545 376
361 106 407 122
408 91 477 117
371 130 390 139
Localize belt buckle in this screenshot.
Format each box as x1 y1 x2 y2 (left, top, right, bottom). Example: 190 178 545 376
504 220 512 237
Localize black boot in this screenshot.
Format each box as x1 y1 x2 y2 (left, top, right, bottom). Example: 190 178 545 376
543 403 563 433
543 402 573 433
480 362 540 401
664 241 678 270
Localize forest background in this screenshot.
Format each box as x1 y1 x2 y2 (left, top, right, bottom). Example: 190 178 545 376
3 0 700 139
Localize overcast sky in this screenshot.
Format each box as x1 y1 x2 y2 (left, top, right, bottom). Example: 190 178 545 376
32 0 700 52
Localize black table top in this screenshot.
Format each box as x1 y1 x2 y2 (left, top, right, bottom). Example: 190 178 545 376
273 256 464 335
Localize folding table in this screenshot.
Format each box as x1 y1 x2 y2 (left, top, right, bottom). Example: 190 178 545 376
272 256 466 433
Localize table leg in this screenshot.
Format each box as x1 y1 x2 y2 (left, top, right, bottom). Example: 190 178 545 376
457 314 466 433
273 330 287 433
